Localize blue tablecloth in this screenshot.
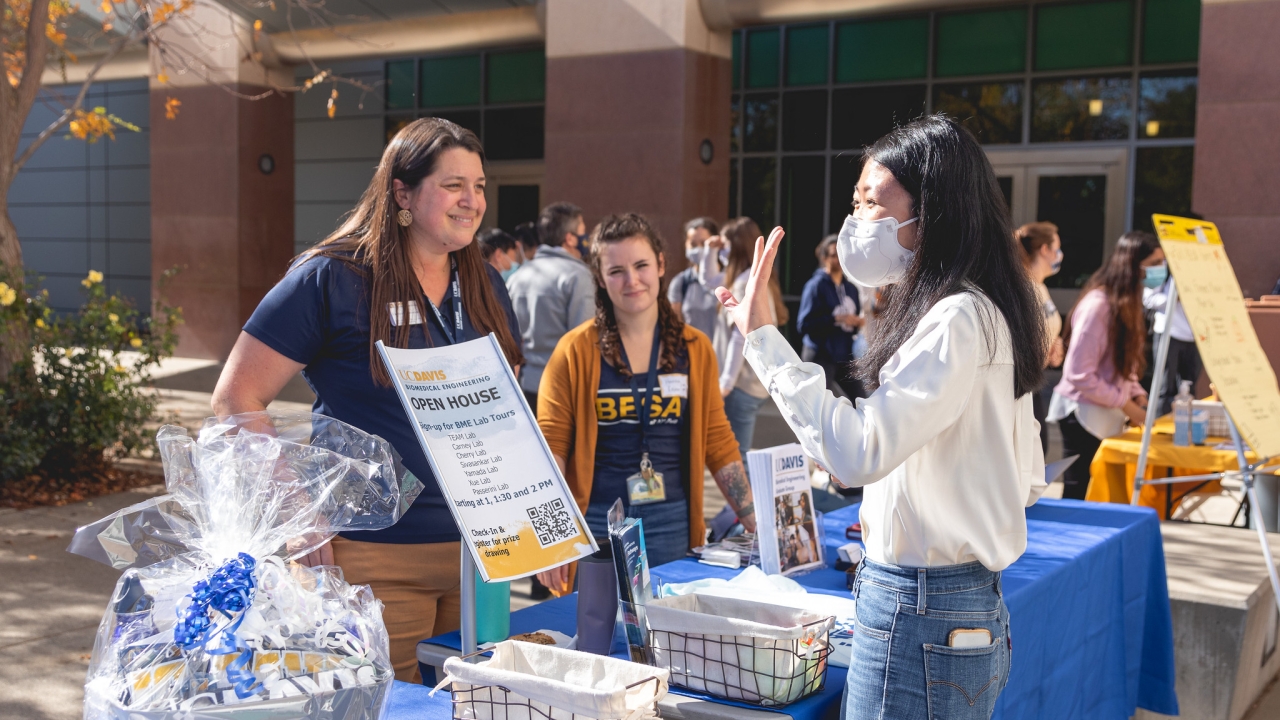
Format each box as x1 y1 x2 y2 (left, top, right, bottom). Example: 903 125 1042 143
413 498 1177 720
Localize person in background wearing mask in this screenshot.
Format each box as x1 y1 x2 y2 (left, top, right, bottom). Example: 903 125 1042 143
667 217 722 342
714 116 1045 719
512 221 540 264
1048 231 1164 500
507 202 596 411
798 235 865 399
478 228 523 280
1143 261 1202 415
1016 222 1066 453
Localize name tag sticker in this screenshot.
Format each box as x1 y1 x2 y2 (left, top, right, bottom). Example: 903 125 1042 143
389 301 423 327
659 374 688 398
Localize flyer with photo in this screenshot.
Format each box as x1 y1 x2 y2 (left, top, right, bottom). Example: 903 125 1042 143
378 335 596 582
747 444 825 576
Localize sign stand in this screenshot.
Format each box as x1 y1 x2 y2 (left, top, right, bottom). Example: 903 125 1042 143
461 548 478 657
1129 225 1280 615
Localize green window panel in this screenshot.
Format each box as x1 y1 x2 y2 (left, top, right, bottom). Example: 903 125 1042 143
1142 0 1201 64
779 156 826 297
429 109 482 139
484 106 544 160
743 93 779 153
933 82 1025 144
786 24 829 86
1035 1 1134 71
741 157 777 227
746 28 780 88
1133 146 1194 232
732 32 742 90
831 84 926 149
729 158 739 218
835 16 928 83
487 49 545 104
936 8 1027 77
730 95 741 153
1031 75 1132 142
421 55 481 108
782 90 827 151
386 60 415 110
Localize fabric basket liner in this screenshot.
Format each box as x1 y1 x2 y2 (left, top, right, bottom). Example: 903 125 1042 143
645 594 832 640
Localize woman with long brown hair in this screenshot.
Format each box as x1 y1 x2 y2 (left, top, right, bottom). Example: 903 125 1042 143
533 213 754 593
1047 230 1164 500
700 217 789 462
211 118 523 682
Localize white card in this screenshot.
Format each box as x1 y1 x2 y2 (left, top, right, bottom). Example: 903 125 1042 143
389 301 423 327
658 373 688 398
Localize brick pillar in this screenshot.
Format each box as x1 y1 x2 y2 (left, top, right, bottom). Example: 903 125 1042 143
542 0 732 273
149 4 295 359
1193 0 1280 298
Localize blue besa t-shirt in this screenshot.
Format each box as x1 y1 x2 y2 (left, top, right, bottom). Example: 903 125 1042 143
243 253 522 545
589 349 689 509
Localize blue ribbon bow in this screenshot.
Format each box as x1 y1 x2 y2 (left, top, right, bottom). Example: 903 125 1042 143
174 553 259 697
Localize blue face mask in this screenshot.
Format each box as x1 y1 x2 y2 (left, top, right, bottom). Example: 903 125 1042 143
500 262 521 281
1143 264 1168 289
1049 249 1063 275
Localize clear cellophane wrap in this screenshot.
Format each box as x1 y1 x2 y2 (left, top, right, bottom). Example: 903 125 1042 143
69 412 424 720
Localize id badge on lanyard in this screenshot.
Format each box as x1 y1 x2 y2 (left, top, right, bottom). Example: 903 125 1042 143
425 259 464 345
623 324 666 506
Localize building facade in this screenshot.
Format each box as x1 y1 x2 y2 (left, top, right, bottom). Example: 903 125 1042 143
13 0 1279 358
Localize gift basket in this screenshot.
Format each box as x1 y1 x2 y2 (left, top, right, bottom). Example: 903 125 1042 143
439 641 669 720
643 594 832 707
68 412 424 720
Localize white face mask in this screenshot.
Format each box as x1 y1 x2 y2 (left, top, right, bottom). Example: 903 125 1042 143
836 214 919 286
685 246 704 263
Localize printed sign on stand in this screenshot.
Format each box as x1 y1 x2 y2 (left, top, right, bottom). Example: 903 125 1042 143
1152 214 1280 457
378 336 597 582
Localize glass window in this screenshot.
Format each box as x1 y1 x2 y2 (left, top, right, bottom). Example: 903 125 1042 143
1035 1 1134 71
732 32 742 90
746 28 780 88
487 49 545 104
421 55 481 108
484 107 544 160
1031 75 1132 142
1039 174 1108 288
933 82 1024 144
832 84 926 149
1143 0 1201 64
1139 72 1196 138
386 114 414 143
743 93 779 153
730 95 741 153
782 90 827 151
729 158 739 218
497 185 540 232
426 109 482 139
386 60 415 110
741 157 777 227
835 16 928 83
828 153 860 234
935 8 1027 77
779 156 827 296
787 25 829 86
1133 146 1194 232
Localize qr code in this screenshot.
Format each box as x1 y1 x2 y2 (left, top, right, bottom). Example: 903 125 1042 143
527 498 576 548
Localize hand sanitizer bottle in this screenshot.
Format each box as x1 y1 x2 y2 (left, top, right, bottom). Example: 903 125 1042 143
1173 380 1194 447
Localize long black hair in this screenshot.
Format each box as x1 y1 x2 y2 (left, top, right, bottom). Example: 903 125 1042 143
853 115 1045 398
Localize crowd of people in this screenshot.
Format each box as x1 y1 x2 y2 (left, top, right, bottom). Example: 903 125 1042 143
209 114 1201 718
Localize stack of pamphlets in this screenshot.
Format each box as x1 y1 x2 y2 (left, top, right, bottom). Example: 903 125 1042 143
746 444 825 576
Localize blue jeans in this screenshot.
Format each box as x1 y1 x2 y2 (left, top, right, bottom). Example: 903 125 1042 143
723 387 768 462
585 498 690 568
844 558 1011 720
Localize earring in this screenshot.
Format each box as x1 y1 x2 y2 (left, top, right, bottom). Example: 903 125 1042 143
396 209 413 227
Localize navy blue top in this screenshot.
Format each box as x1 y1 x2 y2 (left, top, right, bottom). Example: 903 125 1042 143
589 350 688 509
797 268 862 364
243 254 522 544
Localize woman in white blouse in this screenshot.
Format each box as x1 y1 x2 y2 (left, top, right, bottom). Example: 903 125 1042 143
716 115 1047 720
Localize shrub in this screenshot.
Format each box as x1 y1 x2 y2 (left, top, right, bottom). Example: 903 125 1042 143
0 268 182 482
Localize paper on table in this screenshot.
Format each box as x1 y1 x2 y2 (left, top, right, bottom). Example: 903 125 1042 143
1152 215 1280 457
1045 455 1079 484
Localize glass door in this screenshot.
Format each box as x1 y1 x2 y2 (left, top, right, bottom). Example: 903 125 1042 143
987 148 1128 311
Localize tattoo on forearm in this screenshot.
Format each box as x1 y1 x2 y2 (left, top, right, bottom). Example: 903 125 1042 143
714 462 753 513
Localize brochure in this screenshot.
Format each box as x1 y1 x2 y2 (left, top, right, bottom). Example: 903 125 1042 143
746 444 825 576
608 499 651 663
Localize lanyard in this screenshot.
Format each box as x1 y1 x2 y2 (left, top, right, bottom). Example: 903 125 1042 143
424 258 464 345
617 323 662 457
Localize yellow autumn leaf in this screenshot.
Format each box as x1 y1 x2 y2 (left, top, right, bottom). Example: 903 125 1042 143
157 70 168 84
107 313 118 323
327 89 337 118
35 318 45 328
129 337 143 348
165 97 181 120
253 19 262 31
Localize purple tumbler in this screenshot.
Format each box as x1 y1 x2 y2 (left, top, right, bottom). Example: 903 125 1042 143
575 547 618 655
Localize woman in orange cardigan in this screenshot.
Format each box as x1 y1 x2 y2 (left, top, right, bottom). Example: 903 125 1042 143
535 213 755 590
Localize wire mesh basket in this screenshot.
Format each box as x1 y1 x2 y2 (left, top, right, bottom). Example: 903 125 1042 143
644 595 833 707
442 641 668 720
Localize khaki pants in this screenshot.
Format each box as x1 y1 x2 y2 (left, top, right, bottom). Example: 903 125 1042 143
330 536 461 684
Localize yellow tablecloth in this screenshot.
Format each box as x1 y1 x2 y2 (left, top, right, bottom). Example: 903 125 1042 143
1084 416 1254 518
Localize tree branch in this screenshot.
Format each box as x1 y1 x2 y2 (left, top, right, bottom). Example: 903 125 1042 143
11 30 140 178
15 0 53 134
